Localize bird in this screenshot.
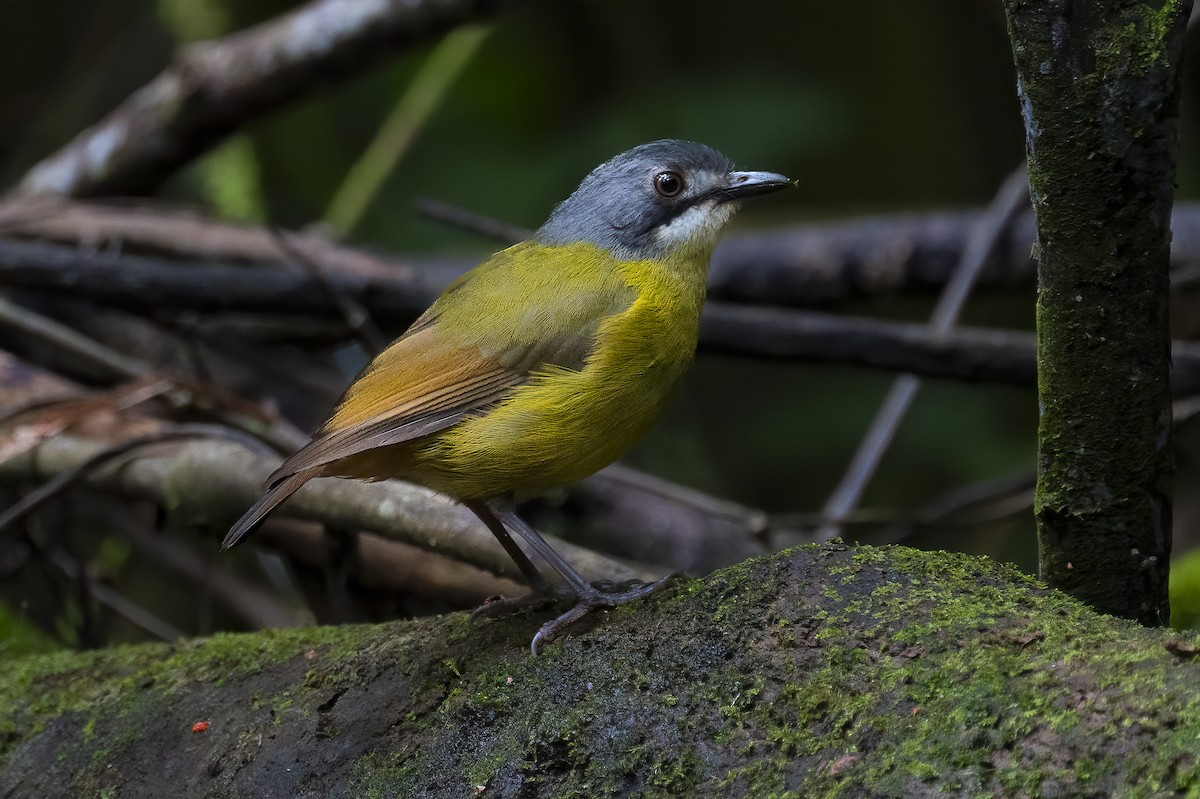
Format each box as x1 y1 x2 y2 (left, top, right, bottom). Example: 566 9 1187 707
223 139 791 652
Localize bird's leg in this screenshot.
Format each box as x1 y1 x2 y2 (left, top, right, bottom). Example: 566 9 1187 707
463 500 578 622
463 499 547 589
486 498 673 654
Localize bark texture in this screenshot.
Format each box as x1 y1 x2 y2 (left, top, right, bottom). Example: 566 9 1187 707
1004 0 1189 624
2 544 1199 798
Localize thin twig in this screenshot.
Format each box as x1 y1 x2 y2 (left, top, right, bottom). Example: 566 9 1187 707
0 292 310 452
46 547 183 642
325 25 493 235
414 197 530 244
119 523 309 629
270 228 387 354
945 489 1037 526
813 165 1032 541
0 295 147 380
913 470 1037 526
876 470 1037 543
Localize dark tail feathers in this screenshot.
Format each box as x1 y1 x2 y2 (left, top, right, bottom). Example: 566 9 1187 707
222 472 312 550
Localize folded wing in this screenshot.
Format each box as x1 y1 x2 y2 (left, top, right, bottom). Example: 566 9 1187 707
222 242 636 549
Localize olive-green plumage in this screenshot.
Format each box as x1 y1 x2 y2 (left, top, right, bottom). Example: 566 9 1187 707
223 141 789 650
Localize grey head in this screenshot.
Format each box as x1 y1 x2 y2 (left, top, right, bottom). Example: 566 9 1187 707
536 139 791 260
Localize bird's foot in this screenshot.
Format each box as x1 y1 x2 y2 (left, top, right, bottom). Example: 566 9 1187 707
529 574 678 655
469 578 662 621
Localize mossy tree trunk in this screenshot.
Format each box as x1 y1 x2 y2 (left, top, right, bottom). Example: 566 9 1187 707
1002 0 1190 625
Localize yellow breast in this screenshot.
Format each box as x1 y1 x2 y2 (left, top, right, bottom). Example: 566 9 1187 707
404 254 707 499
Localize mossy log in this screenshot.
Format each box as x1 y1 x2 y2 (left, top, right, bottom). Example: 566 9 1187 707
2 544 1199 798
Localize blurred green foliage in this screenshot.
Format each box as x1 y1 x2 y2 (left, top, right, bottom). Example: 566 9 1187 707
1171 547 1200 631
0 601 62 658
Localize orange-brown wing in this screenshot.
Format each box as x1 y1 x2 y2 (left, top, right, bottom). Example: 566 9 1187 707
267 325 526 483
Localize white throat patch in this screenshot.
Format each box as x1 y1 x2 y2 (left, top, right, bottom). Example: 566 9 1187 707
652 200 738 254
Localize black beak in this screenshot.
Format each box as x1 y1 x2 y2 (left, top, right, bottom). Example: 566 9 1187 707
713 170 793 202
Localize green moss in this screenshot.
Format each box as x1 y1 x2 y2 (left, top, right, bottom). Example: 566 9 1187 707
5 544 1200 797
644 745 703 796
0 618 412 797
686 545 1199 797
1092 0 1188 77
350 750 417 799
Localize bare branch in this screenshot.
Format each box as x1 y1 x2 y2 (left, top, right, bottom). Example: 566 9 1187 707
9 232 1200 393
709 208 1031 303
0 424 272 536
10 197 1200 305
255 518 523 608
0 236 433 318
701 304 1200 396
0 433 651 587
0 198 418 275
0 345 788 580
12 0 520 198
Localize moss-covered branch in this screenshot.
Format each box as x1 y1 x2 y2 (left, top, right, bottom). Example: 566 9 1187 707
1003 0 1190 624
2 545 1198 797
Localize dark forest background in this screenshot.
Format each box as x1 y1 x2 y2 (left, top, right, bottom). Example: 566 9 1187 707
3 0 1199 651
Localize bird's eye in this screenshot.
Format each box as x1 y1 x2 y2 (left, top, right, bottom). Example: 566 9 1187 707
653 171 684 198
